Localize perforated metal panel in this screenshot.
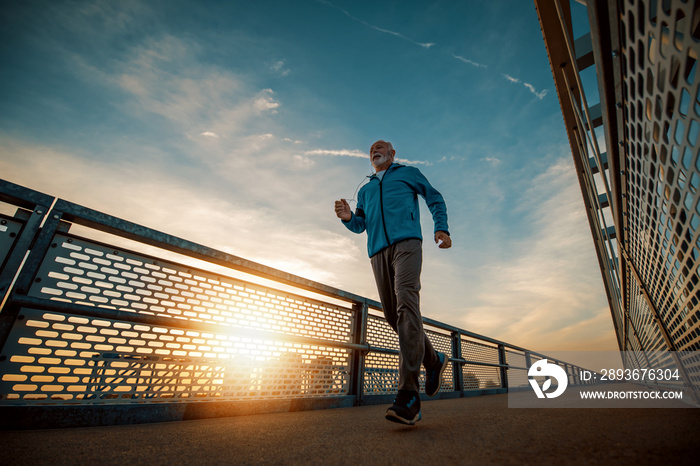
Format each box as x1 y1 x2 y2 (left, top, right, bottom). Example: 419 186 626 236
365 314 399 350
0 308 349 403
362 315 455 394
2 230 513 403
461 338 502 390
363 353 399 395
617 350 694 396
627 271 666 351
620 0 700 352
0 233 355 404
678 350 700 387
425 329 455 393
505 349 529 388
29 234 353 344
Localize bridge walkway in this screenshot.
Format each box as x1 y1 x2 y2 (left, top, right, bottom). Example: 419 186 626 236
2 391 697 465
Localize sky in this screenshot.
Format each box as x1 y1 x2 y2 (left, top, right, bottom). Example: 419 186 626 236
0 0 618 354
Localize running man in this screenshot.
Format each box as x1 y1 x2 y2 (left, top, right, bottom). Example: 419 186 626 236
334 140 451 425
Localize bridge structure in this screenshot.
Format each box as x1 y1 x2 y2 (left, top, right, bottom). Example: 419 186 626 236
535 0 700 401
2 0 700 463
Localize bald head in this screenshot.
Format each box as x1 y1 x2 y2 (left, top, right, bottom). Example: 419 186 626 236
371 140 394 152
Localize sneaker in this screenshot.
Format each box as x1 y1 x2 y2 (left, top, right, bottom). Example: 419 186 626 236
385 390 421 425
425 351 449 397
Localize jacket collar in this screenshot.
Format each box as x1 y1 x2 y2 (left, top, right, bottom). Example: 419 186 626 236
369 162 404 180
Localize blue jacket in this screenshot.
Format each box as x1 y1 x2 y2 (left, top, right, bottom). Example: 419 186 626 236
342 163 449 258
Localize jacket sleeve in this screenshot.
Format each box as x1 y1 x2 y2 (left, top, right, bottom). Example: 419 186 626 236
412 168 449 235
342 191 367 234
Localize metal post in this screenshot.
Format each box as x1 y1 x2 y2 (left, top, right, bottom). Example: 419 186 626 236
348 302 368 405
0 206 51 356
498 344 508 390
9 209 63 296
452 331 464 396
0 207 45 305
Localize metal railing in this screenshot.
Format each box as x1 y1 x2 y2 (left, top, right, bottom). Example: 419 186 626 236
0 179 594 428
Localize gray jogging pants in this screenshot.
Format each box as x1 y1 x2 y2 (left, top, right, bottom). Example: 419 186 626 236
370 238 440 394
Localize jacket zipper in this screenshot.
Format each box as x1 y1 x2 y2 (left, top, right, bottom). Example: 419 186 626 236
378 167 391 246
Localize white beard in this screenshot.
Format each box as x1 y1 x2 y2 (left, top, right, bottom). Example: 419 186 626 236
371 152 391 169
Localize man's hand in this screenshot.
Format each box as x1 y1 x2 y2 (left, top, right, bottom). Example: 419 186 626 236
335 199 352 221
435 231 452 249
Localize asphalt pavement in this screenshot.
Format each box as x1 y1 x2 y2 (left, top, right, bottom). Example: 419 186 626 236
1 391 698 465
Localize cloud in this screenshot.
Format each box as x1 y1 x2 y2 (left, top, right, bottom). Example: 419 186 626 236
65 34 283 142
397 158 431 166
305 148 368 159
524 83 549 99
318 0 434 49
368 24 434 49
317 2 550 102
0 135 367 291
481 157 502 166
452 54 487 68
253 89 281 113
503 74 549 99
0 26 377 289
454 157 612 350
303 148 431 166
293 154 315 168
437 155 467 163
270 60 290 77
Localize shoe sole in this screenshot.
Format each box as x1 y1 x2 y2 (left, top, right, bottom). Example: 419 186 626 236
426 353 450 397
385 410 422 425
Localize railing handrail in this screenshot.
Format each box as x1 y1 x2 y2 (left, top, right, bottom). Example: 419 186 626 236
49 197 381 309
0 179 55 212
